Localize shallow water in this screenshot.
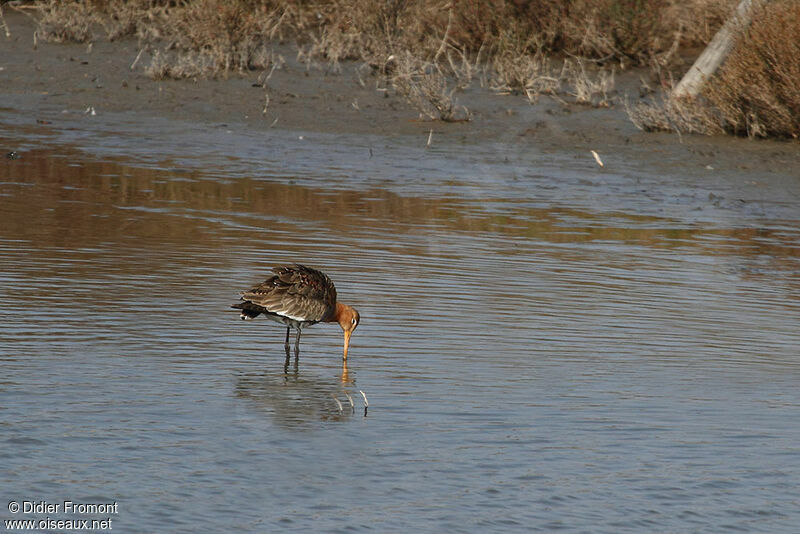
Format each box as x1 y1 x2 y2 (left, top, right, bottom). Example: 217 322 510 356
2 117 800 533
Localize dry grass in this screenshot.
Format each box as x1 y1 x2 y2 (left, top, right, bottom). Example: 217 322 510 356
391 52 471 122
625 94 721 135
146 0 285 76
705 0 800 138
24 0 740 69
31 0 97 43
491 52 560 104
144 49 220 80
559 0 673 65
564 59 616 107
26 0 287 76
489 29 560 104
295 0 417 71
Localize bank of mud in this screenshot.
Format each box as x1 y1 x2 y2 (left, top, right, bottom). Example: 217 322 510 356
1 10 798 180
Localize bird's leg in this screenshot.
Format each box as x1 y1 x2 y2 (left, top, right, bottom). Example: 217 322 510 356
284 326 290 349
283 345 291 373
294 327 302 359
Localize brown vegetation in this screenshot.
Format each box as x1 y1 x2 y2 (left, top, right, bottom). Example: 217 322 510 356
628 0 800 139
625 94 720 136
705 0 800 138
18 0 734 70
390 52 472 122
9 0 798 137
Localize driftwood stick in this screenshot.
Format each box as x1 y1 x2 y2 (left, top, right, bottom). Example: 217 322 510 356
673 0 758 99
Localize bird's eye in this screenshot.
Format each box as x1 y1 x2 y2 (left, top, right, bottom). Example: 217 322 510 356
351 318 357 325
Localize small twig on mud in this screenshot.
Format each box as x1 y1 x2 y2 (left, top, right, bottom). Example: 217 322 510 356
259 58 281 85
426 129 433 148
354 65 367 88
591 150 604 167
344 392 355 414
130 47 146 71
262 92 270 115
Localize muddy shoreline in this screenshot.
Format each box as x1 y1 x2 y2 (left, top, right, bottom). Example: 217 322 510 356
1 10 799 178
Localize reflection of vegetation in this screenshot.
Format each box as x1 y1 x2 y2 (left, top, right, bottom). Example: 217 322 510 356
2 142 799 276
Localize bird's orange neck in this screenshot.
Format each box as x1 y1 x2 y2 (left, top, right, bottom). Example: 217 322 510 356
326 302 348 323
325 302 359 361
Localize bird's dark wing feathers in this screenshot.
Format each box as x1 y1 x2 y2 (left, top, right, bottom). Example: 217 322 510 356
238 264 337 322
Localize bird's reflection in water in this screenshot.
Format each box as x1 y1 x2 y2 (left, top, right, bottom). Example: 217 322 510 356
281 346 353 384
235 350 363 427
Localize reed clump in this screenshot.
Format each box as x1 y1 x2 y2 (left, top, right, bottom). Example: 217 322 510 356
32 0 98 43
625 94 721 135
628 0 800 138
24 0 733 73
705 0 800 138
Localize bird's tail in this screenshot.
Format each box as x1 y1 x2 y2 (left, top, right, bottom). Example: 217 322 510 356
231 302 261 320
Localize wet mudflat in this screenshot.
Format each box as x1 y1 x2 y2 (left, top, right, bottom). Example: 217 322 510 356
1 112 800 532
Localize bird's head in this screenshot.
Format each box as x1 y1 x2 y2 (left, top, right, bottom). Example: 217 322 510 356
335 303 360 360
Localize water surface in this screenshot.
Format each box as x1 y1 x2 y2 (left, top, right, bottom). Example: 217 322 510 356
2 119 800 532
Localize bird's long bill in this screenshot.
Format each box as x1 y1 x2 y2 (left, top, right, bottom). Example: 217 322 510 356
343 330 352 361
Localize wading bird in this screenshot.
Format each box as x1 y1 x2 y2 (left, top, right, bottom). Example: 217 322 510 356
232 264 360 360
